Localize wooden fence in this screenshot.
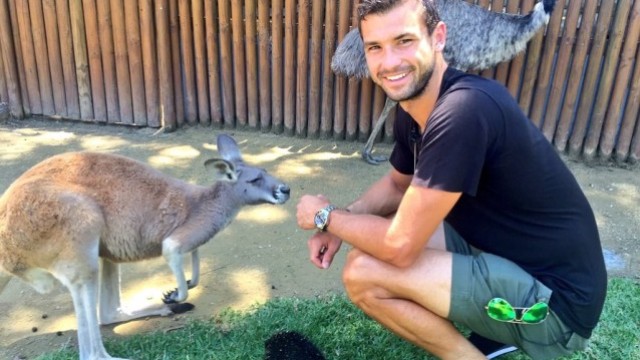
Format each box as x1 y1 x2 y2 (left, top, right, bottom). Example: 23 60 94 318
0 0 639 164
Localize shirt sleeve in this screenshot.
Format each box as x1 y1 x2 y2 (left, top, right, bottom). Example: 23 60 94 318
413 88 500 196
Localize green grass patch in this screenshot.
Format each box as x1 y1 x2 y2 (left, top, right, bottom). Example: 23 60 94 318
38 277 639 359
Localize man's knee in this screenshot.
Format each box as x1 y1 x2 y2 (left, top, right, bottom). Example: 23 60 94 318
342 249 378 302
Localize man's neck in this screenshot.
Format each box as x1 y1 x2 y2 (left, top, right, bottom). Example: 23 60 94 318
399 63 448 133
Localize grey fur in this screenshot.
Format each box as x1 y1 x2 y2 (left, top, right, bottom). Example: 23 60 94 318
330 0 556 164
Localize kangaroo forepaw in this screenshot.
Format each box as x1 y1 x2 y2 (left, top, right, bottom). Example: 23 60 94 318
187 279 196 289
162 289 180 304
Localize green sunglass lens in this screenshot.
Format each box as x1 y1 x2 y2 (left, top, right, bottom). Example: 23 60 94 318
487 298 516 322
521 302 549 324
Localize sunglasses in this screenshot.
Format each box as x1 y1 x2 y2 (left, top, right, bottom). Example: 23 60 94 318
485 297 549 324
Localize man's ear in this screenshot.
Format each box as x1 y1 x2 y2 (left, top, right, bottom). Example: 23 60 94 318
433 21 447 51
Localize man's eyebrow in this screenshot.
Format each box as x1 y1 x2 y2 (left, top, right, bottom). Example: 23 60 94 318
363 32 414 47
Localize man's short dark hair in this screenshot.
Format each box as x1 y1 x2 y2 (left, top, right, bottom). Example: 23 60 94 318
357 0 441 35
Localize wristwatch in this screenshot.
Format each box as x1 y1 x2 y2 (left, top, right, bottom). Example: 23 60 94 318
314 204 337 231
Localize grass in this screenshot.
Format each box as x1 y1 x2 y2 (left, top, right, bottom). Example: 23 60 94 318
38 277 639 360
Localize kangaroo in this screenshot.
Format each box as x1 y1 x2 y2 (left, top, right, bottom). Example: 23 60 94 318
331 0 557 164
0 134 290 360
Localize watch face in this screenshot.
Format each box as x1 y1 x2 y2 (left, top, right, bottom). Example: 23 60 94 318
314 209 328 230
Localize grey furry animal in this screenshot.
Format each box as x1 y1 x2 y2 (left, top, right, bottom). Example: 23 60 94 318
331 0 557 164
0 134 290 360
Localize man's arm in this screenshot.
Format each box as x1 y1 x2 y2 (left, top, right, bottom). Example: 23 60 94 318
347 168 412 215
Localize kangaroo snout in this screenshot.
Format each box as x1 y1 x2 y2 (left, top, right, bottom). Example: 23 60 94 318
273 184 291 204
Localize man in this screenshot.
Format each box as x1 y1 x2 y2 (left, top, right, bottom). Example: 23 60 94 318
295 0 607 359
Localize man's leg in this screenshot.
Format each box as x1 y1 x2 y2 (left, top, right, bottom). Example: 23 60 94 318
342 245 484 359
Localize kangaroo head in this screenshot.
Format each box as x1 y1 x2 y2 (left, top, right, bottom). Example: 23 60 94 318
207 134 290 205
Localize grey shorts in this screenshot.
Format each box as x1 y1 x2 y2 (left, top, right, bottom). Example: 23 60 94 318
443 223 589 360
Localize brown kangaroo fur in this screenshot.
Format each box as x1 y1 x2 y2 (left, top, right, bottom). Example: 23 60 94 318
0 134 290 360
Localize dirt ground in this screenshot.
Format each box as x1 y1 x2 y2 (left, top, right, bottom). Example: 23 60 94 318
0 118 638 359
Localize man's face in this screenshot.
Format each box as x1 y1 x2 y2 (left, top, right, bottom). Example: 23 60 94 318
361 0 436 102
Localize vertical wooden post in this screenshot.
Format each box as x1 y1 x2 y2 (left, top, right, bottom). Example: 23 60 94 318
246 0 259 129
139 0 159 127
155 0 175 131
218 0 235 128
320 0 337 138
507 0 534 98
332 0 351 140
568 0 615 157
16 0 41 114
542 0 581 141
124 0 147 125
205 0 222 127
96 0 119 122
169 0 183 126
28 0 55 115
258 0 271 132
178 0 197 125
271 0 284 133
307 0 325 138
346 7 359 141
8 0 30 115
554 0 598 152
231 0 247 128
110 0 133 123
295 0 309 137
358 79 373 142
283 0 296 135
192 0 210 125
82 0 107 121
0 42 8 102
70 0 93 119
614 40 640 162
0 0 24 118
42 0 66 117
494 0 518 86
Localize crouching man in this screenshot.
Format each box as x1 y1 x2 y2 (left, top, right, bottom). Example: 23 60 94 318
296 1 606 359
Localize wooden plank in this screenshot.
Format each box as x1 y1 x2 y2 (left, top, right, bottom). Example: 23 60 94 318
96 0 119 122
320 0 337 138
70 0 93 119
541 0 581 141
8 0 30 114
82 0 107 121
204 0 222 127
479 0 500 79
568 0 616 156
169 0 183 126
528 0 565 128
258 0 271 131
283 0 296 135
486 0 506 82
358 78 373 142
124 0 146 125
155 0 175 131
583 0 630 161
110 0 133 123
372 85 386 142
231 0 247 128
16 0 41 114
178 0 197 125
245 0 259 129
598 0 639 160
554 0 598 152
0 39 8 103
42 0 66 116
333 0 351 140
346 8 359 141
218 0 234 128
28 0 55 115
494 0 519 86
271 0 284 133
615 28 640 162
0 0 24 117
139 0 159 127
307 0 324 138
192 0 209 125
295 0 310 137
506 0 534 98
517 9 546 115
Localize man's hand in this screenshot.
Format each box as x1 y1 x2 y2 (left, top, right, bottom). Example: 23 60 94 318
296 194 330 230
308 231 342 269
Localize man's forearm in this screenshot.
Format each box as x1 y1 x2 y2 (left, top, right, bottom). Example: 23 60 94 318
347 171 407 216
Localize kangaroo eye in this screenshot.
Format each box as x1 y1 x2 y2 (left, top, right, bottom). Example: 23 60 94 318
248 176 263 184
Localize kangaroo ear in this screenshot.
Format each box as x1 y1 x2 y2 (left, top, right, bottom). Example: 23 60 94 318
216 134 243 164
204 158 237 182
